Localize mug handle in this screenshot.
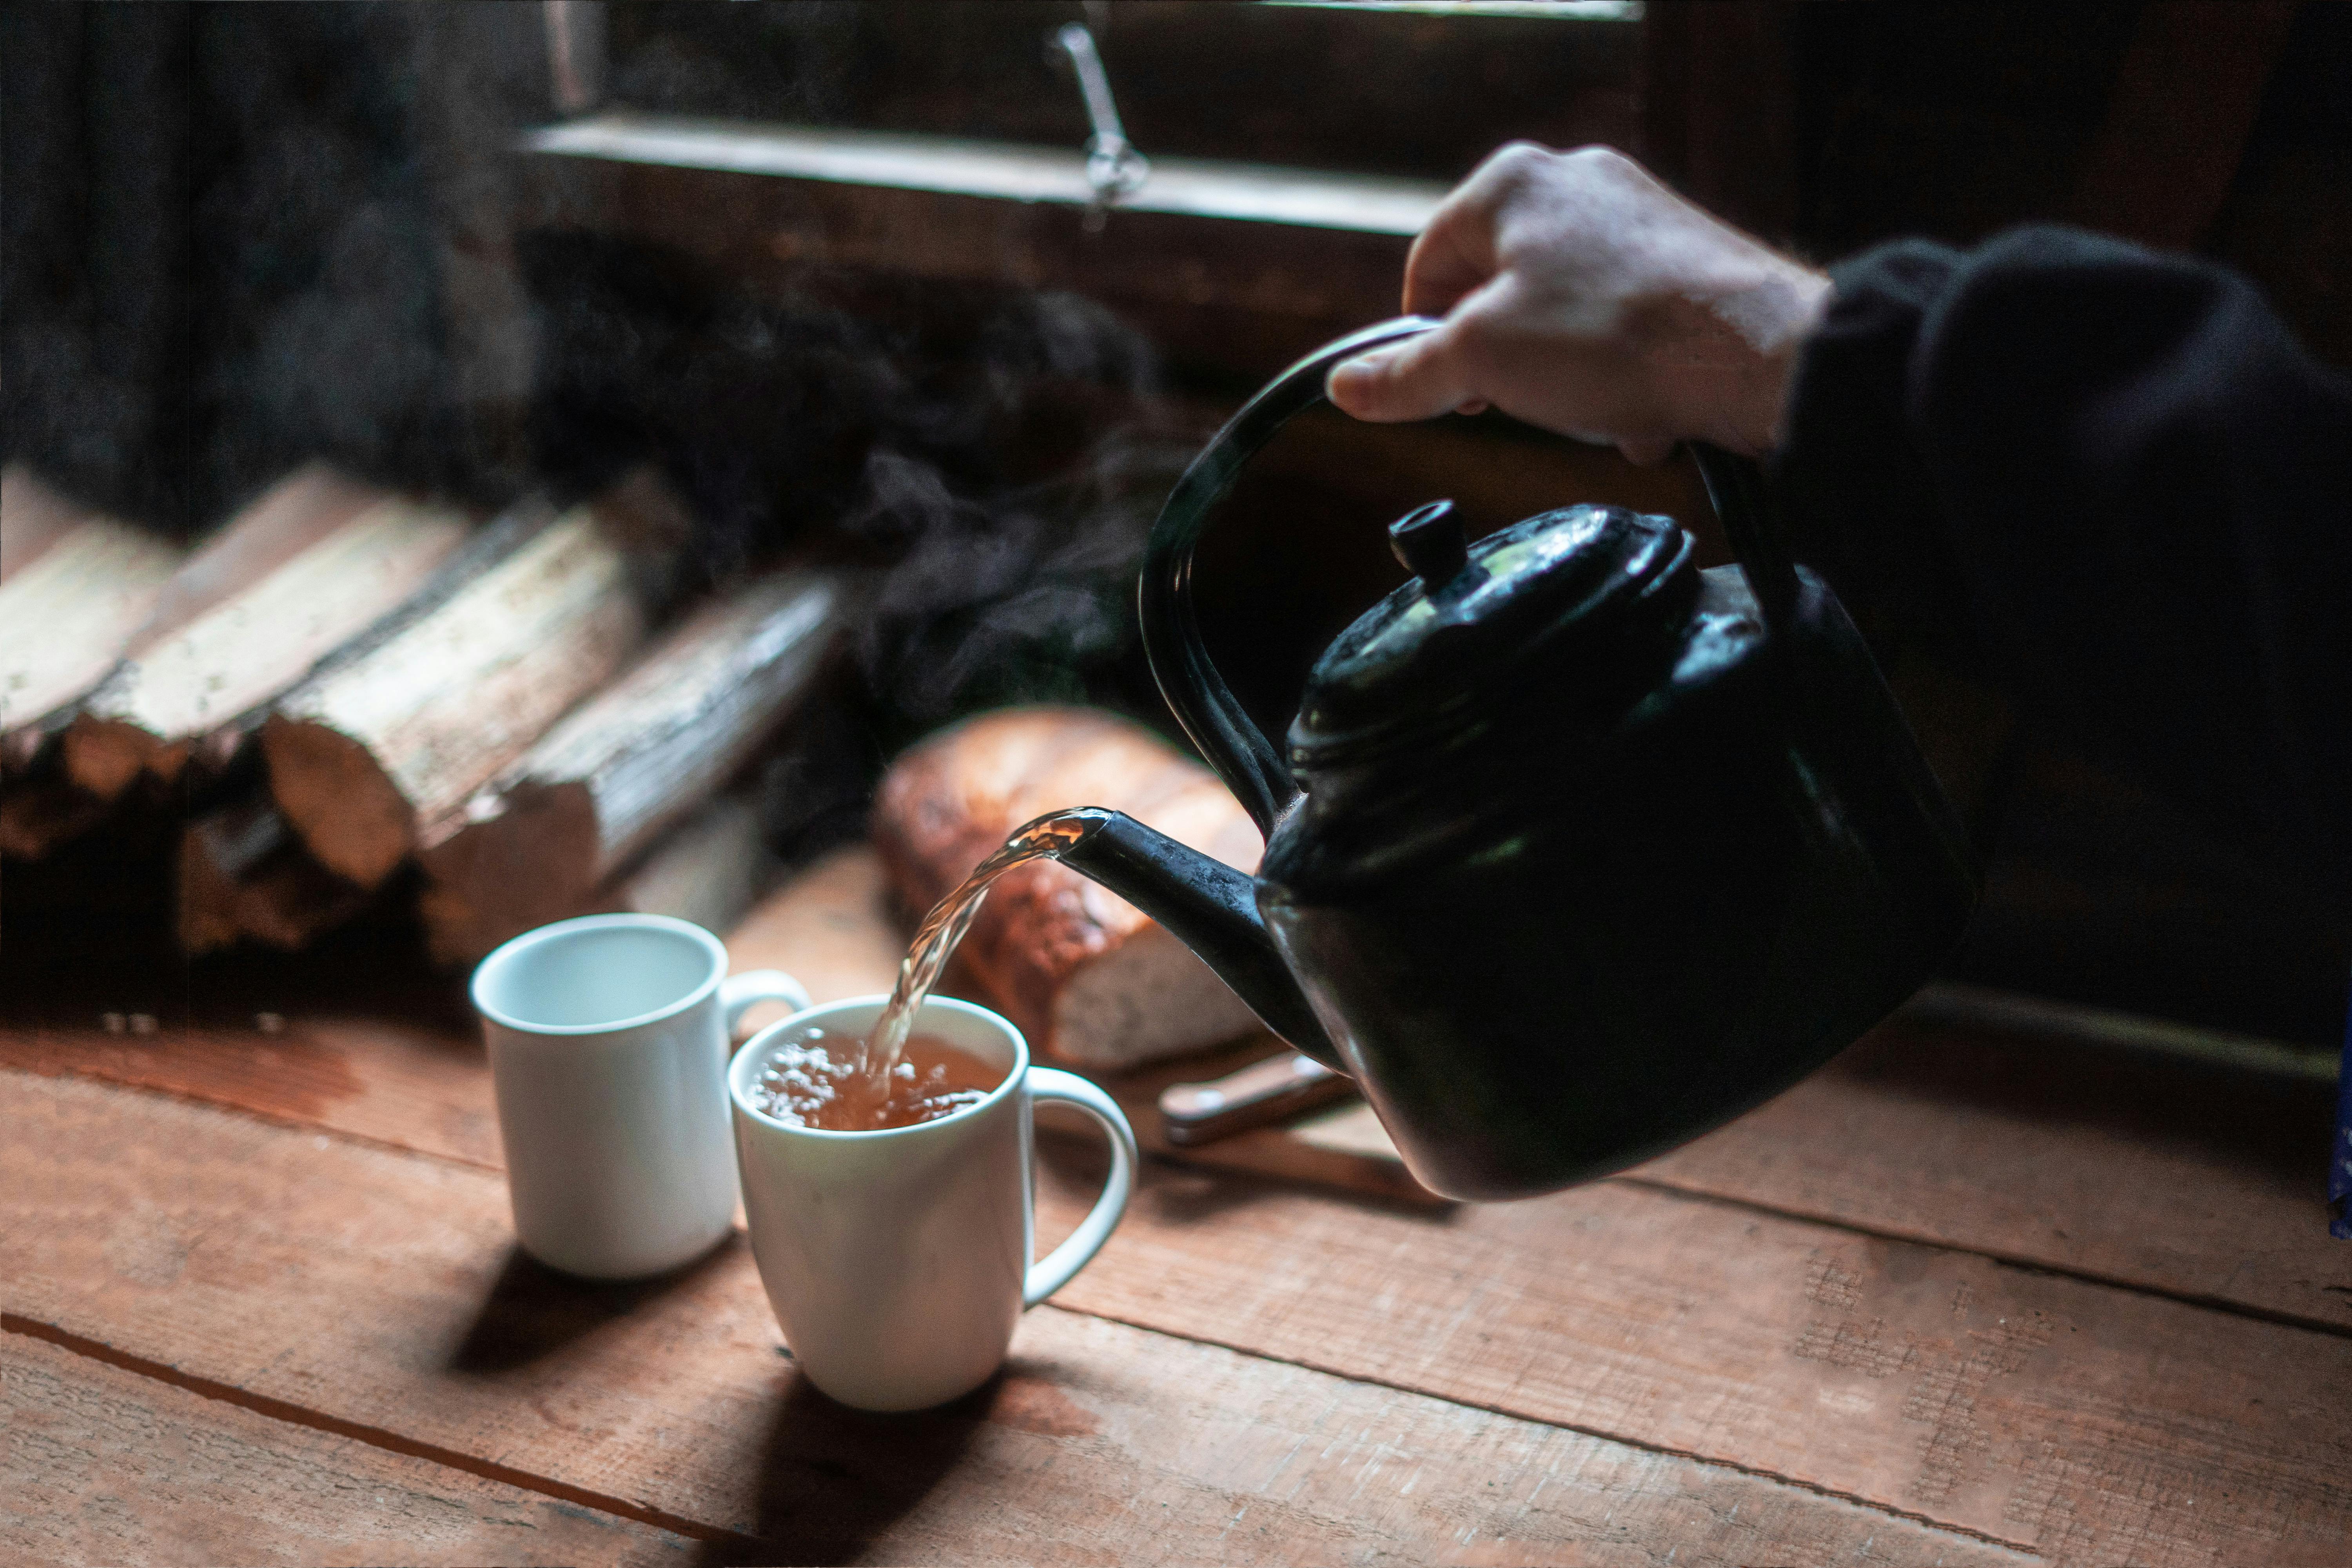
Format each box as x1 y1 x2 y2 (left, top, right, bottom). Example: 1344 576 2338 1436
1022 1068 1138 1307
719 969 811 1046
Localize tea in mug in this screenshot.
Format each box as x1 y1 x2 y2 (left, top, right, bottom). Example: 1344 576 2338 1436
750 1025 1001 1131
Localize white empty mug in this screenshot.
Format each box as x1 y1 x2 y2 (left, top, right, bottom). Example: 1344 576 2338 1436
472 913 808 1279
729 995 1136 1412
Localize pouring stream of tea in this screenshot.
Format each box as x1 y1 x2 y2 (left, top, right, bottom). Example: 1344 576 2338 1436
861 808 1115 1091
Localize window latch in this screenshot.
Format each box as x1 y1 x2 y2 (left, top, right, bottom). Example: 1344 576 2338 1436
1051 22 1150 230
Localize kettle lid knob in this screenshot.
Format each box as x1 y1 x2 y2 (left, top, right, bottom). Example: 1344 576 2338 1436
1388 500 1469 588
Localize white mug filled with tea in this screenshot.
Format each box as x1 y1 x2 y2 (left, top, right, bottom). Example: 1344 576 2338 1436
728 993 1137 1412
472 913 808 1280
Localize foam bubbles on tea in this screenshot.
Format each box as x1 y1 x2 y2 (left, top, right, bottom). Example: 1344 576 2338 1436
752 1025 1001 1132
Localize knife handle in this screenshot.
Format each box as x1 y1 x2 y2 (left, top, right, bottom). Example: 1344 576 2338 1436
1157 1049 1355 1147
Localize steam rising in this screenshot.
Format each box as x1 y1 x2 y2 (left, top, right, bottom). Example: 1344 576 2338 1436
525 232 1186 727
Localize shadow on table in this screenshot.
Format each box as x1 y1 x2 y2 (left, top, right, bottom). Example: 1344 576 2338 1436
1036 1125 1463 1232
450 1236 744 1374
1844 1018 2336 1187
697 1365 998 1566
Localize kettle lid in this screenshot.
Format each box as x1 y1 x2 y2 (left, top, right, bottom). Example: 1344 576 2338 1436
1290 499 1695 765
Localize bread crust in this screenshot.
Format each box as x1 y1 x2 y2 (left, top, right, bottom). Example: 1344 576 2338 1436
872 706 1262 1067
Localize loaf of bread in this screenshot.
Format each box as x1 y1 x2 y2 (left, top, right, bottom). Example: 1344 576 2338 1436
871 706 1265 1070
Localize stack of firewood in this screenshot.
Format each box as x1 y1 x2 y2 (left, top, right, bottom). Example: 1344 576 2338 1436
0 462 851 964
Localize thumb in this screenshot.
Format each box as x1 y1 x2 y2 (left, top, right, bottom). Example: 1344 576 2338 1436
1324 324 1477 423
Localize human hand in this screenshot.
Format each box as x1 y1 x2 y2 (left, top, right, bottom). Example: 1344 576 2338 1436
1326 144 1831 463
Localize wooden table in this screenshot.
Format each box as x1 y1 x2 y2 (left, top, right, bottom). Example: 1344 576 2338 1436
7 848 2352 1565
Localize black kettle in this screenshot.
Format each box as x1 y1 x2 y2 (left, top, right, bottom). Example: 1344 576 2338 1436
1050 317 1980 1201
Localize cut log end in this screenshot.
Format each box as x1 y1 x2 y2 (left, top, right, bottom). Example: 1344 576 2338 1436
416 781 602 965
176 828 246 955
261 717 417 890
0 780 113 860
178 801 370 954
59 715 165 802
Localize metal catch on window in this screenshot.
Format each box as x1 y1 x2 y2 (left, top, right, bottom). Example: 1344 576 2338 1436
1051 22 1150 230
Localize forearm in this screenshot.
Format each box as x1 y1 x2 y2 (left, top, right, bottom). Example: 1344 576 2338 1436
1777 225 2352 893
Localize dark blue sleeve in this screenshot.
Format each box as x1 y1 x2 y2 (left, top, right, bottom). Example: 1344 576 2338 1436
1776 225 2352 906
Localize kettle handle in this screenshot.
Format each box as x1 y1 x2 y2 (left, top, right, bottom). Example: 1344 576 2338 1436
1140 315 1795 837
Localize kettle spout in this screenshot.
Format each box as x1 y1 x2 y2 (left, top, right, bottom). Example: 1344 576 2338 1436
1055 811 1341 1071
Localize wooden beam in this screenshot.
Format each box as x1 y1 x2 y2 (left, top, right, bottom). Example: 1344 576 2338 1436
523 114 1447 236
0 1332 693 1565
0 472 183 775
18 873 2344 1340
62 466 469 799
1031 1122 2352 1562
7 994 2347 1557
0 1071 2029 1566
514 122 1426 383
263 499 653 891
601 1 1637 185
414 569 843 964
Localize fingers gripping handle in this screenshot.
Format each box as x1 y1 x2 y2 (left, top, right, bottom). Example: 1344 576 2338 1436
1023 1068 1137 1307
719 970 811 1042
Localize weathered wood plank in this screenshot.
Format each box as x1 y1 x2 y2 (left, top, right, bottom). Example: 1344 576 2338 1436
0 1019 502 1169
1028 1145 2352 1564
64 466 469 797
0 1070 2023 1567
264 502 652 889
9 857 2348 1332
415 568 842 964
1632 1016 2347 1320
0 1330 693 1566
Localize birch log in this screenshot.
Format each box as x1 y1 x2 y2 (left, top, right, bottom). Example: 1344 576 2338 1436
62 466 469 797
176 798 367 955
0 469 185 775
263 503 653 890
608 793 777 941
1 465 98 580
415 570 843 963
416 793 777 966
